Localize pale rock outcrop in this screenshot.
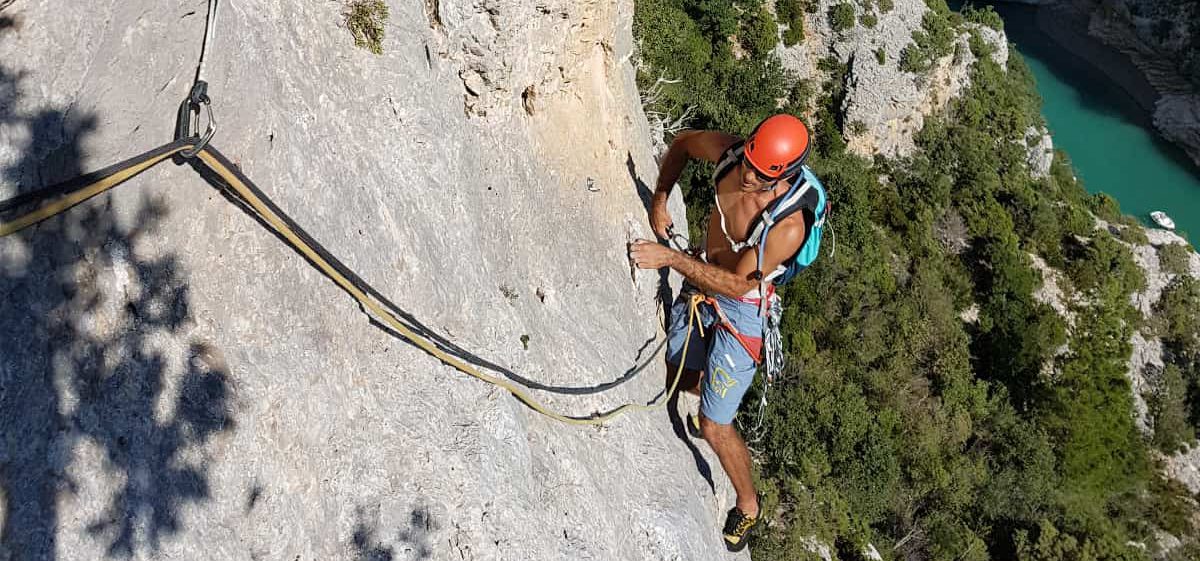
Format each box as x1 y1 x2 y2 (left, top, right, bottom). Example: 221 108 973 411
1127 331 1164 434
1164 446 1200 495
775 0 1007 158
1155 93 1200 165
1029 253 1075 324
1119 227 1200 467
801 536 835 561
0 1 739 560
1025 125 1054 179
1077 0 1200 167
1100 225 1196 436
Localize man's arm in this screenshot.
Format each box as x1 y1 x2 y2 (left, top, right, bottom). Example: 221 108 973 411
631 215 808 299
650 130 740 238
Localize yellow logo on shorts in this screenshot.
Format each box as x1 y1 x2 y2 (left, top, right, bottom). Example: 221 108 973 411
710 365 738 398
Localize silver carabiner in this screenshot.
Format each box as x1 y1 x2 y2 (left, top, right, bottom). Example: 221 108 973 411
181 98 216 158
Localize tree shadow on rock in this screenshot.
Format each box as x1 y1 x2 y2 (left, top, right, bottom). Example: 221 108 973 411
0 42 234 559
351 503 439 561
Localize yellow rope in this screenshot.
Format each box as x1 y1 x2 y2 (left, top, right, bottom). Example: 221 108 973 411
195 148 698 424
0 146 189 237
0 142 698 425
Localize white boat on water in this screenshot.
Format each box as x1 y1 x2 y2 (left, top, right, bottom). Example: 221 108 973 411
1150 211 1176 230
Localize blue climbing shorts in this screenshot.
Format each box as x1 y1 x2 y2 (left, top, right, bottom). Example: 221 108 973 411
665 289 764 425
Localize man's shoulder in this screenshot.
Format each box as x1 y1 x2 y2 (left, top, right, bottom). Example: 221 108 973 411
678 130 743 163
777 210 808 230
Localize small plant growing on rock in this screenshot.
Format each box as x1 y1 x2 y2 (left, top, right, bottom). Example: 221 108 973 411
1114 224 1149 246
963 4 1004 31
847 120 867 136
877 0 894 12
829 3 856 33
343 0 389 55
899 9 957 73
1159 243 1194 276
740 7 780 57
777 0 807 47
859 12 878 29
787 79 815 110
874 47 886 64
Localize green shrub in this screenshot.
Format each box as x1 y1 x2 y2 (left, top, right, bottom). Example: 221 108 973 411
1149 363 1195 453
1114 224 1150 246
343 0 389 55
878 0 894 13
741 6 779 57
874 47 886 64
829 3 856 33
776 0 808 46
782 19 805 46
860 12 878 29
962 4 1004 31
1158 243 1194 276
899 9 958 73
1089 192 1123 222
788 79 815 110
1155 275 1200 364
1065 233 1146 297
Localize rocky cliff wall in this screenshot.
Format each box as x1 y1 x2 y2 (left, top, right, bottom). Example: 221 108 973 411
0 1 739 560
997 0 1200 168
773 0 1008 159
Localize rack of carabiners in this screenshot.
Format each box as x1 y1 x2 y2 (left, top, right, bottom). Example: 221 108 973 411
0 0 703 426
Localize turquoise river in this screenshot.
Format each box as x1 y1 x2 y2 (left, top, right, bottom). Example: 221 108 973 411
956 2 1200 239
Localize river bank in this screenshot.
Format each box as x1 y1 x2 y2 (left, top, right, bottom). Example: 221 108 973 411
1034 1 1160 114
967 0 1200 238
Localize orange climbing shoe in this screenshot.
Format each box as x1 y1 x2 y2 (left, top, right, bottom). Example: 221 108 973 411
722 505 760 552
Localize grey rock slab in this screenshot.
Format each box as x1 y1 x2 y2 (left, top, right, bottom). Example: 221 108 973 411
1155 94 1200 168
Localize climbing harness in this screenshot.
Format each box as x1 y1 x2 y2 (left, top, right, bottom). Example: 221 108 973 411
0 0 699 426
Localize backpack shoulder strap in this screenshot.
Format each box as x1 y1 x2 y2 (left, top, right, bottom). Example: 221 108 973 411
744 174 811 248
711 141 745 186
713 141 749 252
752 168 829 290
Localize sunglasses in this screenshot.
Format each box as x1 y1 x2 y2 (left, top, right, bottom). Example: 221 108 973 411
741 156 778 184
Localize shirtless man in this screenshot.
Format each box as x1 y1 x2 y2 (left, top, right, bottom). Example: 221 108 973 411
629 114 816 552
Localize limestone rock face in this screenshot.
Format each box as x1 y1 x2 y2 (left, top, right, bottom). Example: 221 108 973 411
1155 93 1200 166
1025 125 1054 179
0 1 736 560
1120 228 1200 460
1076 0 1200 167
1165 446 1200 495
775 0 1007 158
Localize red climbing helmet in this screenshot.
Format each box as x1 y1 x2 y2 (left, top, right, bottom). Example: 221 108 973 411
743 114 811 180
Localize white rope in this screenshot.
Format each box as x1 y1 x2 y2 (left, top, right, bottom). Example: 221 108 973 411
195 0 220 84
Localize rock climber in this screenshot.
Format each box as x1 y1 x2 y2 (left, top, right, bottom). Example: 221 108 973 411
629 114 828 552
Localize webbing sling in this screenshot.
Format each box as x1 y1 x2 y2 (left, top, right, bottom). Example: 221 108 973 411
0 140 699 425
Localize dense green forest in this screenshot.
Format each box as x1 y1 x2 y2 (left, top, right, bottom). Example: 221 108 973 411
633 1 1200 559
